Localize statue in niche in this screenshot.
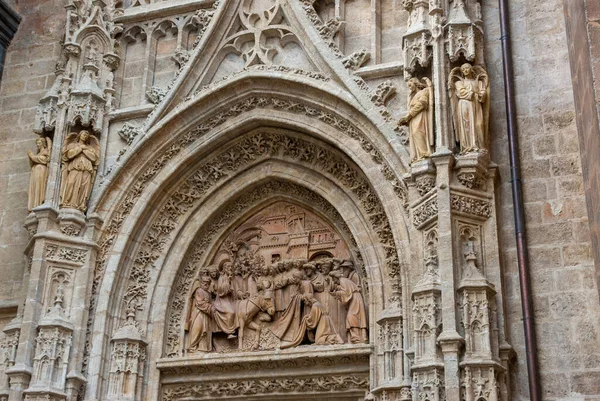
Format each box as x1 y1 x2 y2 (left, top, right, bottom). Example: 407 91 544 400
27 136 52 211
182 202 369 352
448 63 490 154
398 77 434 163
59 130 100 212
185 276 214 353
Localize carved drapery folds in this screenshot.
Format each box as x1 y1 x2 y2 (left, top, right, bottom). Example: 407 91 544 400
398 77 434 163
27 137 52 211
183 202 368 353
448 63 490 155
59 130 100 212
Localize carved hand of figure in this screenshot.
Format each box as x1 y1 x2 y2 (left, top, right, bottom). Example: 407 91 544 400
398 115 410 126
459 87 472 99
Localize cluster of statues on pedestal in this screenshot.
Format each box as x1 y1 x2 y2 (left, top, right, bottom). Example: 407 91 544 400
185 257 368 353
27 129 101 213
398 63 490 162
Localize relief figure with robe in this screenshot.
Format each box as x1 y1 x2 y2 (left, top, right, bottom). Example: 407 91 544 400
185 277 214 353
212 262 238 338
330 270 368 344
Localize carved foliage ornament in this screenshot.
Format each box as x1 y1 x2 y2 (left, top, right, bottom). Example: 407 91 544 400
450 194 491 218
87 96 407 371
162 375 369 400
45 244 87 265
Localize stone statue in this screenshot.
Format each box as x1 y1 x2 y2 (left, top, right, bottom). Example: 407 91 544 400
185 276 214 353
448 63 490 154
27 136 52 211
330 270 368 344
59 130 100 212
398 77 434 163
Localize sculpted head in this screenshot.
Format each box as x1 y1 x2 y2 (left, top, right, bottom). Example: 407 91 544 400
303 262 315 278
407 78 426 92
35 137 45 150
460 63 473 77
319 260 332 275
208 265 219 279
200 276 211 290
79 130 90 143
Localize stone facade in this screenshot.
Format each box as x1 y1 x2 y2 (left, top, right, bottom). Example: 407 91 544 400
0 0 597 401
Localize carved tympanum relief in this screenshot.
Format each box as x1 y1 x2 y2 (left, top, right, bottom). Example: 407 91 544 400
184 202 368 353
27 136 52 211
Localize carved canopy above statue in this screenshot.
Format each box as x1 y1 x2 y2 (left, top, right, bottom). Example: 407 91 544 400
184 201 368 353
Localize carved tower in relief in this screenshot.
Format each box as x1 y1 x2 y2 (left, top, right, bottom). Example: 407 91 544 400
1 0 514 400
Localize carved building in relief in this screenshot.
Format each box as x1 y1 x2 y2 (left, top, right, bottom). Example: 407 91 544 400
1 0 599 400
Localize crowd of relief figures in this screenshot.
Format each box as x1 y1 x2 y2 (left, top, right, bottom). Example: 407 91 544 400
184 202 369 353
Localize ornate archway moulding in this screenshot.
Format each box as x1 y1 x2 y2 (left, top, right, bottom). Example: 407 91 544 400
91 73 409 214
110 130 400 325
86 129 408 378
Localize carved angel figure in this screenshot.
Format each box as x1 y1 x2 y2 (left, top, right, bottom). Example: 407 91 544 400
398 77 434 163
27 136 52 211
59 130 100 212
448 63 490 154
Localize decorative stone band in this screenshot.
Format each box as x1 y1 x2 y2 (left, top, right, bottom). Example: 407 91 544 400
159 345 370 400
162 375 369 400
45 244 88 265
450 194 492 219
412 195 438 228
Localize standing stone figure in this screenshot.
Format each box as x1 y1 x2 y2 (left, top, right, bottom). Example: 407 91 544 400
398 77 434 163
185 277 214 353
59 130 100 212
448 63 490 154
330 270 368 344
27 136 52 211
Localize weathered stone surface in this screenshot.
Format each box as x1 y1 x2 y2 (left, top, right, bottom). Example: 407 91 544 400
0 0 597 400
